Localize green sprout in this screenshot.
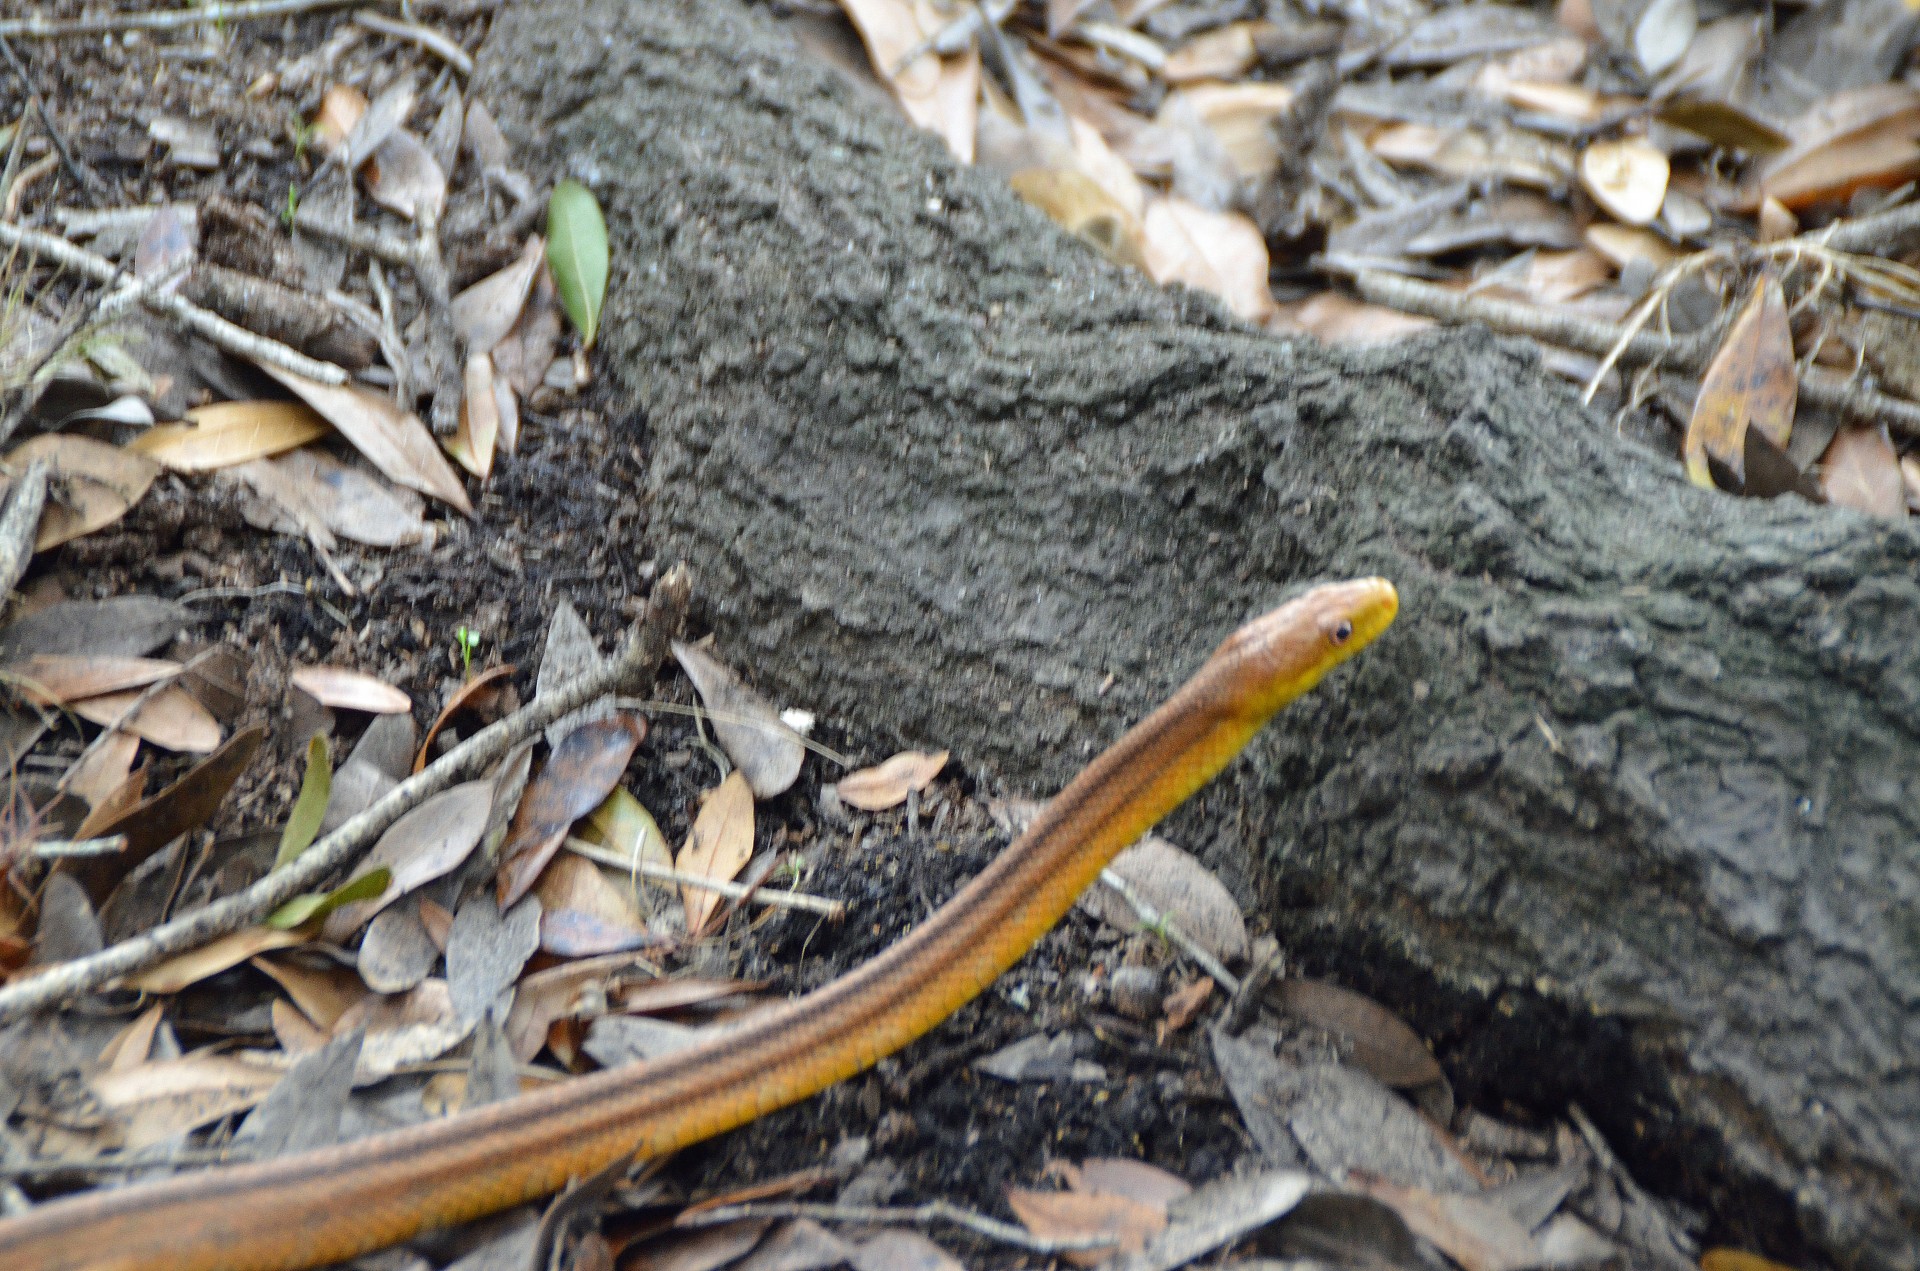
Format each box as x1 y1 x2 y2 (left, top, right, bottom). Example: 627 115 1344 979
454 625 481 677
280 183 299 227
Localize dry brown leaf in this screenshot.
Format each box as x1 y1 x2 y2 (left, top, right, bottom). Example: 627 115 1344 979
5 653 178 705
837 0 977 161
1273 293 1434 346
1272 978 1444 1088
502 949 654 1062
364 128 448 223
123 925 312 993
6 433 160 550
1082 835 1249 962
335 977 469 1078
415 664 515 774
451 235 545 355
451 351 500 479
257 362 473 515
290 665 412 714
1071 1158 1191 1209
1820 426 1905 521
74 724 265 900
252 953 370 1031
496 714 648 907
677 770 754 936
97 1003 165 1073
1158 977 1213 1040
1161 22 1265 83
1158 82 1295 181
91 1054 282 1150
1579 138 1670 226
1685 273 1795 491
837 749 950 812
535 853 651 957
65 730 141 810
1009 168 1147 271
233 448 439 551
1368 122 1574 190
272 998 328 1053
1582 222 1679 270
1006 1188 1163 1266
72 685 221 753
1763 84 1920 211
848 1230 964 1271
1141 196 1274 323
311 84 367 156
1348 1173 1542 1271
322 780 494 938
672 641 805 799
126 400 330 472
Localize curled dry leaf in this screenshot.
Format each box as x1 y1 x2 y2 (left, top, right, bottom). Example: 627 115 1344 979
453 235 546 355
495 713 648 908
126 400 330 473
672 640 805 799
5 434 160 551
836 749 949 812
123 924 311 994
677 770 754 936
1141 197 1275 324
1686 273 1795 491
415 663 515 774
290 665 412 714
90 1054 283 1151
251 953 369 1031
1762 83 1920 211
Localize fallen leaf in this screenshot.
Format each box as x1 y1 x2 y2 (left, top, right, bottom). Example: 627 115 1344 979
336 977 470 1078
321 780 494 938
363 128 447 223
1157 82 1296 181
1273 293 1433 346
311 83 369 156
1763 83 1920 210
266 866 391 930
6 433 160 550
1158 977 1212 1039
1007 1189 1160 1266
415 663 515 774
230 447 440 551
501 949 653 1062
97 1003 166 1073
452 235 546 355
290 666 412 715
71 686 221 753
4 654 178 706
1685 273 1795 490
677 770 754 936
1270 978 1443 1089
1010 168 1147 271
123 924 312 993
1081 835 1249 963
1348 1173 1542 1271
547 181 608 349
451 351 499 479
356 904 442 994
535 853 651 956
1820 426 1905 520
836 749 949 812
447 891 541 1026
1578 138 1670 226
91 1054 282 1150
849 1230 964 1271
251 953 369 1031
495 713 647 908
1070 1159 1191 1210
65 730 141 811
257 362 473 515
126 401 330 472
0 596 186 660
1141 196 1274 323
1583 222 1679 269
672 641 805 799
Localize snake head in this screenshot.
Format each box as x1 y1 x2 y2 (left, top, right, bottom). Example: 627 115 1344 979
1215 577 1399 722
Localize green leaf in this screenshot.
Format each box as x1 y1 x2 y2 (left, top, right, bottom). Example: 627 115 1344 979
273 734 333 870
547 180 608 350
266 866 391 930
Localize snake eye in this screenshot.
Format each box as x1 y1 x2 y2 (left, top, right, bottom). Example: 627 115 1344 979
1331 620 1353 644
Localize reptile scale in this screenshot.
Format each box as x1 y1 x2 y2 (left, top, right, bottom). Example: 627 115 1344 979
0 577 1398 1271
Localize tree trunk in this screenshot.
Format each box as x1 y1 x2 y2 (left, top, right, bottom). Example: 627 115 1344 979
477 5 1920 1266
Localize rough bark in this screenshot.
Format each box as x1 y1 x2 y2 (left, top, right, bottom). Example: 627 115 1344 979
477 5 1920 1267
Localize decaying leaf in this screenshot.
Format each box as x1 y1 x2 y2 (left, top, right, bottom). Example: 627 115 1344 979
1081 835 1249 963
322 780 494 938
836 749 949 812
123 924 312 994
6 433 160 551
1820 425 1905 520
3 654 177 706
676 770 754 936
1685 273 1795 491
672 641 805 799
1348 1173 1542 1271
1007 1187 1162 1266
70 686 220 753
535 853 651 956
90 1053 282 1150
1270 978 1443 1089
495 713 647 907
454 235 546 355
258 362 473 515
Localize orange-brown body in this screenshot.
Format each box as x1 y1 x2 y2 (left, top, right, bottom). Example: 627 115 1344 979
0 578 1396 1271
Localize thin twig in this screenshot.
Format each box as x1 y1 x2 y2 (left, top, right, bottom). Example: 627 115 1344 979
562 836 846 919
290 206 416 265
353 11 474 77
0 222 348 384
1097 866 1239 994
0 34 108 203
677 1200 1114 1255
1353 269 1920 439
0 0 379 39
32 835 128 859
0 568 691 1023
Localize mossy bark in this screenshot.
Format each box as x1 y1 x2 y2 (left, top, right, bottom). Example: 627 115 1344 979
479 5 1920 1266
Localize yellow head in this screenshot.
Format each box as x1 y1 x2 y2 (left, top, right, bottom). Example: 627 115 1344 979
1210 577 1400 723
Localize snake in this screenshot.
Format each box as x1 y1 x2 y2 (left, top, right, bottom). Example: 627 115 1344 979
0 576 1397 1271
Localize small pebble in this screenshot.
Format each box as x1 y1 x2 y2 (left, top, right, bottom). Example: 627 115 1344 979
1110 964 1164 1021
